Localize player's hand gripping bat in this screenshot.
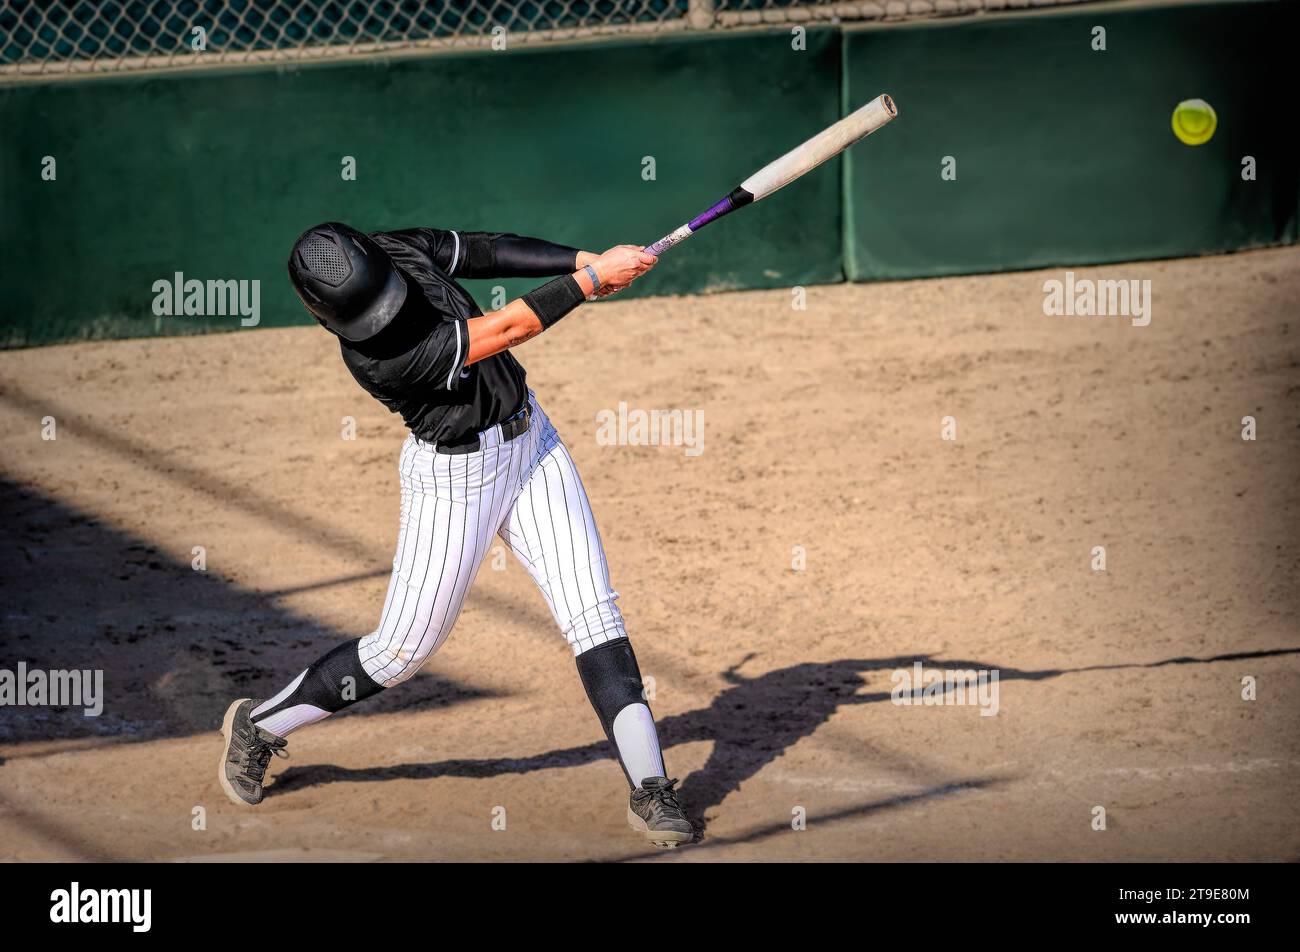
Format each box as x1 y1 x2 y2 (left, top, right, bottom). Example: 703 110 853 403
643 94 897 257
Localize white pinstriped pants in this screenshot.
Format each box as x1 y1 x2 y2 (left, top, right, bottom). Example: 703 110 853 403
357 393 625 686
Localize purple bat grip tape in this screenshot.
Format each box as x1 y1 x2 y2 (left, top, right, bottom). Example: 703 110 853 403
688 195 737 231
644 194 737 256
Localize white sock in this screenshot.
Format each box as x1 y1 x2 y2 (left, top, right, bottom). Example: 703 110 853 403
250 670 331 737
612 703 666 787
252 702 331 738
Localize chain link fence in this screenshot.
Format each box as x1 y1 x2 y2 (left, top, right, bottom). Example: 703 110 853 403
0 0 1104 77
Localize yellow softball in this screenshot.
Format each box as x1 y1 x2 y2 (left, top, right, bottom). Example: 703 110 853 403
1172 99 1217 146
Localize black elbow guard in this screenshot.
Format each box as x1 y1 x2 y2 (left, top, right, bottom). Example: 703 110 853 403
521 274 585 329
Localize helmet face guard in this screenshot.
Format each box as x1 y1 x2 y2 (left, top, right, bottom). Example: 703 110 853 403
287 222 407 342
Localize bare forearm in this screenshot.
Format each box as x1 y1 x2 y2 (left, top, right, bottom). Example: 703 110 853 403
465 266 597 364
465 303 540 363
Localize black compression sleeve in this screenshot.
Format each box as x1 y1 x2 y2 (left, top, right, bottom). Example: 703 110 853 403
521 274 585 329
461 232 580 278
251 639 384 723
575 637 649 789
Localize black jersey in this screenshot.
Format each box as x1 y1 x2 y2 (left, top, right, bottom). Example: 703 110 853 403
337 228 577 446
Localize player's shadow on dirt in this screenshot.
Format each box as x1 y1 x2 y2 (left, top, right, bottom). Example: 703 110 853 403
269 645 1300 835
0 476 496 744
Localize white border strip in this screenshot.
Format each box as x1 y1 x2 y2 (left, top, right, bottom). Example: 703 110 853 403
446 320 464 390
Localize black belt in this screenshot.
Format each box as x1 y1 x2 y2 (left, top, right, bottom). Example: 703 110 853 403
435 405 531 455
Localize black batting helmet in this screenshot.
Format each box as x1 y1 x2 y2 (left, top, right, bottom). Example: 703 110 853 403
287 222 407 341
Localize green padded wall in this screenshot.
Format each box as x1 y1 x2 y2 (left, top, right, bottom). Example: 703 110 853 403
0 28 842 347
843 0 1298 279
2 3 1295 348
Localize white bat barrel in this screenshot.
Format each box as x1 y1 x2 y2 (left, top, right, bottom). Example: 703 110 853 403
643 93 896 257
740 94 897 202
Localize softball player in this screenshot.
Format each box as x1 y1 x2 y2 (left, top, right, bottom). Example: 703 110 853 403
217 222 693 848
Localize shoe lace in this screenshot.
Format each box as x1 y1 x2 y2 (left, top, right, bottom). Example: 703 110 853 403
645 778 686 821
238 726 288 781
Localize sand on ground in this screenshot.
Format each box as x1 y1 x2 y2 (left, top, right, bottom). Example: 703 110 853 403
1 247 1298 862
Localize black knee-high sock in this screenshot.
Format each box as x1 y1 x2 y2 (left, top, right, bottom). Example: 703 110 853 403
250 639 385 737
575 637 667 789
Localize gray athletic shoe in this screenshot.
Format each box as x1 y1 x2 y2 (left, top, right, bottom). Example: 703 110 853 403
218 698 288 806
627 776 695 848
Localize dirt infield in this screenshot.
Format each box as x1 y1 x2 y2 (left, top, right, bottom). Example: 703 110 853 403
1 247 1298 862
